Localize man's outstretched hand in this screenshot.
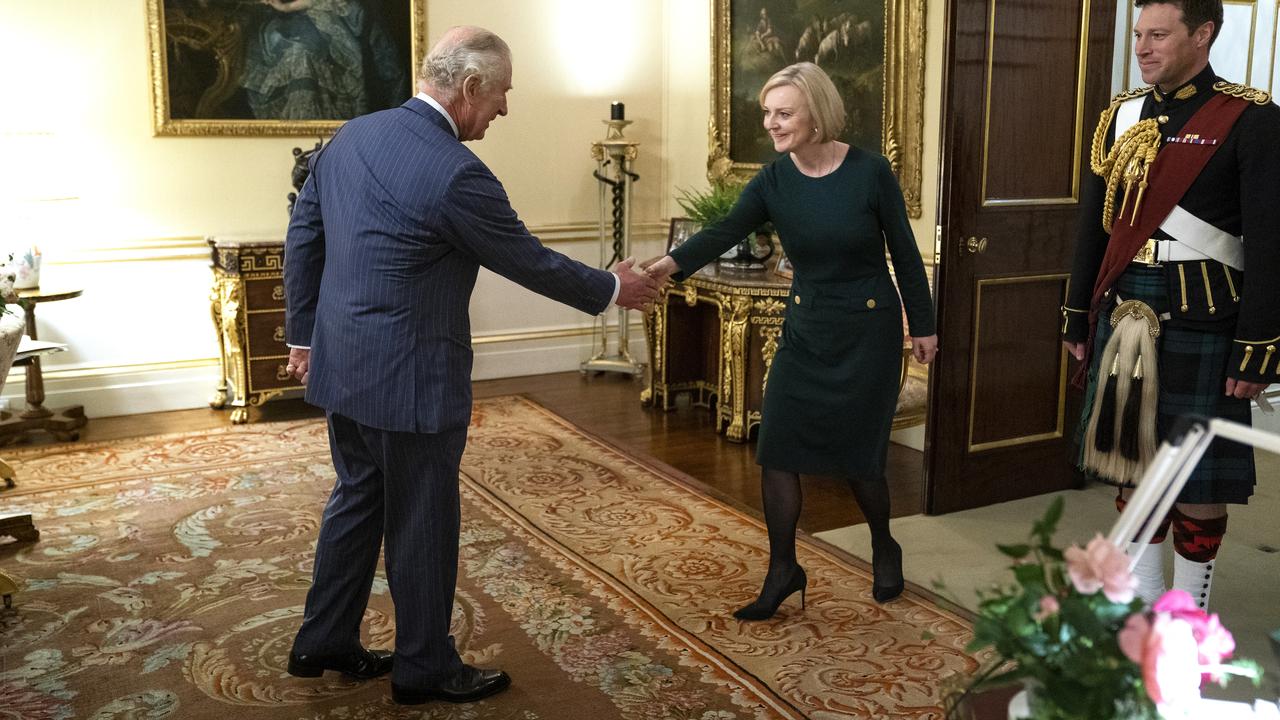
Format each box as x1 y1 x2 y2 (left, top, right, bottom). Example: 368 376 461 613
613 258 661 311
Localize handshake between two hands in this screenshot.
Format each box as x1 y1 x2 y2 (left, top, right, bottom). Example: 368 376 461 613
612 255 679 311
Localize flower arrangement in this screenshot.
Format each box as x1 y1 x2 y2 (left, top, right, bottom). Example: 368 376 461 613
950 497 1259 719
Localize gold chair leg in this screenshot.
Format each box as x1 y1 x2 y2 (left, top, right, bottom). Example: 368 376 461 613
0 569 19 609
0 457 13 489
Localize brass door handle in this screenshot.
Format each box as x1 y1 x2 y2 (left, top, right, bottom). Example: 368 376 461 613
964 236 988 254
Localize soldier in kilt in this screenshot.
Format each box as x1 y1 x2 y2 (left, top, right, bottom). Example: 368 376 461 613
1062 0 1280 610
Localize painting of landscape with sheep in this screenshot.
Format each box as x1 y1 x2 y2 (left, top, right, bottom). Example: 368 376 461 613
729 0 885 164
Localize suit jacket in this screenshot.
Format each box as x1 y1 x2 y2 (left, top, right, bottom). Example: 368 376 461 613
285 98 616 433
1062 66 1280 383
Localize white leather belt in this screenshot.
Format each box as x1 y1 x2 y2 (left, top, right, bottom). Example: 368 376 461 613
1131 238 1213 265
1159 205 1245 270
1129 207 1246 269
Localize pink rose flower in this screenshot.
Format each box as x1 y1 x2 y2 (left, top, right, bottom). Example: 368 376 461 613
1141 615 1203 708
1034 595 1060 622
1152 589 1198 614
1064 534 1136 603
1118 612 1150 664
1119 610 1204 706
1152 590 1236 675
1192 613 1235 667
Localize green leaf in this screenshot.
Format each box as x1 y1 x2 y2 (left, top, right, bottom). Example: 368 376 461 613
970 616 1005 647
674 182 743 225
1013 564 1045 586
1042 496 1064 532
1060 599 1107 638
997 543 1032 559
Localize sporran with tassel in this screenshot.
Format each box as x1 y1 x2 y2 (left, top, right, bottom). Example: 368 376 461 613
1083 300 1161 485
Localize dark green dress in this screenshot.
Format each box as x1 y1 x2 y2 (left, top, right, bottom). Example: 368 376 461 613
671 149 935 480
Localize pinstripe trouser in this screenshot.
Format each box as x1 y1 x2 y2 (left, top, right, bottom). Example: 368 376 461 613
292 412 467 686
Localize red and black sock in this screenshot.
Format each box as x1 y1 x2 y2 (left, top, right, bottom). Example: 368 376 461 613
1170 508 1227 562
1116 493 1172 544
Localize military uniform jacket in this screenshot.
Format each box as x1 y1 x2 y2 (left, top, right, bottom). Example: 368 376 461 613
1063 65 1280 384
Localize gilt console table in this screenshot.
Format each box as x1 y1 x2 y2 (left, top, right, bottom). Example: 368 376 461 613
642 265 927 443
642 265 791 442
208 236 302 423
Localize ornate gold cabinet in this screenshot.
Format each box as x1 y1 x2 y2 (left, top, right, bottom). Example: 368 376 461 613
642 265 927 442
208 237 303 423
643 266 790 442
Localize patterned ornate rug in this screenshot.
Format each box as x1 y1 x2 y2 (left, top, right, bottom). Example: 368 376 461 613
0 396 978 719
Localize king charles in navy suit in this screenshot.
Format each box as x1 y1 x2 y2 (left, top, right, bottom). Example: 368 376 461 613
281 26 660 705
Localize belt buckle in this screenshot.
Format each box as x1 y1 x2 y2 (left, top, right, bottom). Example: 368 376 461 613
1132 239 1160 266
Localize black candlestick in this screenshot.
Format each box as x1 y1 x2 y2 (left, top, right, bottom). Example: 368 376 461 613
610 101 625 121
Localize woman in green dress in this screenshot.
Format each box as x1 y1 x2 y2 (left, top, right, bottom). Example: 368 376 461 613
645 63 937 620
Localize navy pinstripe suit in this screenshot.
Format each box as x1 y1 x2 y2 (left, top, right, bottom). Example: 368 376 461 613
284 97 615 686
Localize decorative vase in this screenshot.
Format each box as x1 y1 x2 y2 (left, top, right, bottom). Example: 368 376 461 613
6 245 41 290
1007 687 1032 720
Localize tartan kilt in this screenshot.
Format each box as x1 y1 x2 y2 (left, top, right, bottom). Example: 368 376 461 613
1077 264 1256 504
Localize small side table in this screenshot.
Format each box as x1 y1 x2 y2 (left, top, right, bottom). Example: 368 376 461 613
0 513 39 609
0 288 87 444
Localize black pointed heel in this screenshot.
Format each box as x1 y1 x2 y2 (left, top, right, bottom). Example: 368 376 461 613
733 565 808 621
872 539 904 604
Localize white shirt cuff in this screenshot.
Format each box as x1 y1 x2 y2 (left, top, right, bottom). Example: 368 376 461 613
605 273 620 312
287 344 310 350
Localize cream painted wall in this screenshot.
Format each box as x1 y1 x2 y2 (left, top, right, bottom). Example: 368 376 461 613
1112 0 1280 95
0 0 944 420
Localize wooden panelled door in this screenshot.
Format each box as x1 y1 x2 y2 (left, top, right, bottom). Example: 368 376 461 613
924 0 1117 513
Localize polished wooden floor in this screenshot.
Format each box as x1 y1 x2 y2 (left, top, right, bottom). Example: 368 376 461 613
16 371 924 533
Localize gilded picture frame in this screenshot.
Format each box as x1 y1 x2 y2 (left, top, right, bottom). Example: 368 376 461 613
709 0 926 217
146 0 427 137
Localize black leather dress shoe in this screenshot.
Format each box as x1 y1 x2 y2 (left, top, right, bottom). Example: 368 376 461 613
392 665 511 705
287 648 393 680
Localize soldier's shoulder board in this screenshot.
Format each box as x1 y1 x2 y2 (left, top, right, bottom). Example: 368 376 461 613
1110 86 1154 105
1212 81 1272 106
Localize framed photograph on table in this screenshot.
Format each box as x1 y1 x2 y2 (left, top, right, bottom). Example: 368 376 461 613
708 0 926 217
145 0 426 136
774 253 793 279
667 218 699 252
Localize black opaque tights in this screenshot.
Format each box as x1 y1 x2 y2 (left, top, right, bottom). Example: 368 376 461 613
755 467 901 598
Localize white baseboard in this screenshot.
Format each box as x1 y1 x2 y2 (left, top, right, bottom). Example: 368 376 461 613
2 361 224 418
1253 399 1280 436
472 332 647 380
890 423 926 452
2 330 649 418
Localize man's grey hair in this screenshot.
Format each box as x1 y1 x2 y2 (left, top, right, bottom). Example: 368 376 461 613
419 27 511 100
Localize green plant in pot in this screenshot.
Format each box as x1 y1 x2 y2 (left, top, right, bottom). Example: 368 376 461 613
675 182 774 269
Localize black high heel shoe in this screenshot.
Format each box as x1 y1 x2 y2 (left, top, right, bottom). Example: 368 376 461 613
733 565 807 621
872 538 904 603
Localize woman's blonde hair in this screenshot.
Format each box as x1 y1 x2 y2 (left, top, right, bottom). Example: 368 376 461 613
757 62 846 144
